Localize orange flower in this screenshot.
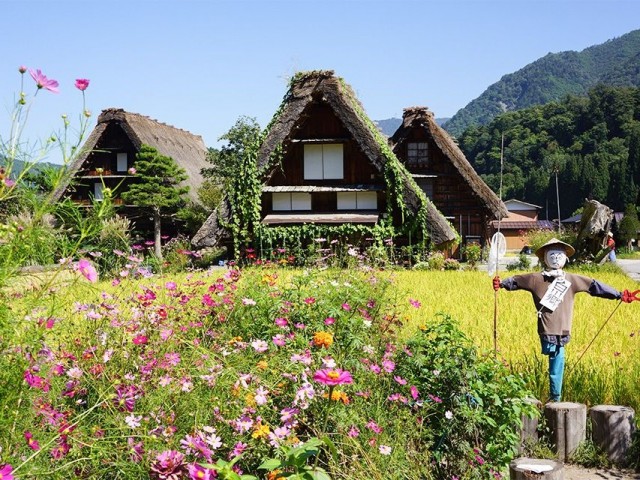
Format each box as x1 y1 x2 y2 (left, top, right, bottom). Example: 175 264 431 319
252 423 270 439
313 331 333 349
257 360 268 370
323 389 350 404
267 470 283 480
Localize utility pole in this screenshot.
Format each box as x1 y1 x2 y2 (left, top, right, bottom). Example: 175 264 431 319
555 166 562 233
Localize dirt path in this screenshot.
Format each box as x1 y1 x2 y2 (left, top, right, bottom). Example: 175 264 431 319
564 464 640 479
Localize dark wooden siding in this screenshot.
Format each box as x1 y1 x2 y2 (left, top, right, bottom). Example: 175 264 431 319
396 129 492 245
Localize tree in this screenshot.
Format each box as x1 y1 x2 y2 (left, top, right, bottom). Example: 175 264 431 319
618 203 640 250
121 145 188 259
202 116 261 180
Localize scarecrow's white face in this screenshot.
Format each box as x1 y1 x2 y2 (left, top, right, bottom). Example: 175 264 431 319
544 248 567 270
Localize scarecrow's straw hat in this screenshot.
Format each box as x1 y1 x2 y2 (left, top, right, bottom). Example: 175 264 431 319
535 238 576 259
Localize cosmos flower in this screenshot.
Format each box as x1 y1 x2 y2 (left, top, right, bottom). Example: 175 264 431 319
74 78 90 91
313 368 353 386
76 259 98 283
29 68 59 93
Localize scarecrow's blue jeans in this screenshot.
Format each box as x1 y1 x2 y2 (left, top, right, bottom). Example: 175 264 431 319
541 340 565 402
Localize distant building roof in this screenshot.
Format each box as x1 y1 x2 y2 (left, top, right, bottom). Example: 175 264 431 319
491 219 555 230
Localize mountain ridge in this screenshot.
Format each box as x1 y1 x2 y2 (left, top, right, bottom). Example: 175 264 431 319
443 29 640 137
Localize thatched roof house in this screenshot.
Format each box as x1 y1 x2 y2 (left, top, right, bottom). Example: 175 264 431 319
389 107 507 247
51 108 208 205
192 71 457 251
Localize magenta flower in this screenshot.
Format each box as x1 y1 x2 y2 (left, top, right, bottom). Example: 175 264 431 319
18 65 27 74
76 259 98 283
410 385 420 400
74 78 90 91
313 368 353 386
0 463 13 480
29 68 59 93
150 450 186 479
25 430 40 450
409 298 422 308
132 334 148 345
188 463 214 480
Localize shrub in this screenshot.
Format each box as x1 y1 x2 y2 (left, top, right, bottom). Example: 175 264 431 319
427 251 446 270
462 242 482 269
507 253 532 271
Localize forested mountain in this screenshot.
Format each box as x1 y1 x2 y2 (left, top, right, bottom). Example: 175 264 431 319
458 85 640 220
444 29 640 137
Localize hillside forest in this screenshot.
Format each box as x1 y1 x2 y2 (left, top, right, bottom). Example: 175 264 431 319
457 84 640 220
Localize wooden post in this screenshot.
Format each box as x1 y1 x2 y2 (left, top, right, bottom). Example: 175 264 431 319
518 398 542 454
589 405 636 465
544 402 587 461
509 457 564 480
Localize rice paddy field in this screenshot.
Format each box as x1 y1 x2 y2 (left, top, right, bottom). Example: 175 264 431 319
392 269 640 411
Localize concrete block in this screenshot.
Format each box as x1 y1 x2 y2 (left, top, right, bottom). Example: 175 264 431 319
544 402 587 461
589 405 636 465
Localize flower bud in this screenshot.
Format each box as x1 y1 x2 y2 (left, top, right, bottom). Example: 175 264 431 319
18 65 27 74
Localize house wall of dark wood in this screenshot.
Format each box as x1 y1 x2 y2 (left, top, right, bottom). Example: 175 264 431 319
395 129 491 247
267 102 381 187
67 124 138 204
263 101 388 216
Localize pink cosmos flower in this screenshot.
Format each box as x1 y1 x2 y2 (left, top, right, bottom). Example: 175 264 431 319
132 334 148 345
18 65 27 73
76 259 98 283
313 368 353 386
379 445 392 455
348 426 360 437
410 385 419 400
366 420 383 434
188 463 214 480
274 317 288 327
128 167 137 175
393 375 407 385
0 464 14 480
324 317 335 325
382 359 396 373
409 298 422 308
29 68 59 93
74 78 90 91
25 431 40 450
342 303 351 311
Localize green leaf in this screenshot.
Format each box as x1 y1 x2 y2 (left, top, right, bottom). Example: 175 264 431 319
320 435 338 462
258 458 283 470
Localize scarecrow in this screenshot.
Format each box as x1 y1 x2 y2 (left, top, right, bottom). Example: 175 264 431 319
492 238 638 402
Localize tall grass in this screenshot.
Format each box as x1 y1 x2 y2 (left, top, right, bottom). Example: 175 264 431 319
392 269 640 411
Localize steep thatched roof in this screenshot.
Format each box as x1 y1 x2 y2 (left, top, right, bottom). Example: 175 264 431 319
51 108 209 203
256 71 457 246
389 106 508 219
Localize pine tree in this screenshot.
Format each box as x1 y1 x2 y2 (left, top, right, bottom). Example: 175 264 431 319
121 144 188 259
618 203 640 250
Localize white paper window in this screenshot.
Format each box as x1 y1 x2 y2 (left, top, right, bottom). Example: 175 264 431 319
337 191 377 210
116 152 128 172
304 144 343 180
94 182 103 201
272 192 311 211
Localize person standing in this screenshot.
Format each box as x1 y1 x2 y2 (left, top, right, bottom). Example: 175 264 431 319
606 231 616 263
492 238 636 402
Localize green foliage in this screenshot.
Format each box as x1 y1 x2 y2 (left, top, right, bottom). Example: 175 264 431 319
444 29 640 136
507 253 532 271
459 84 640 218
618 203 640 249
258 438 331 480
462 242 482 269
395 314 538 477
121 144 189 211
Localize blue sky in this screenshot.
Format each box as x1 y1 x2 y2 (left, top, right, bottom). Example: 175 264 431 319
1 0 640 162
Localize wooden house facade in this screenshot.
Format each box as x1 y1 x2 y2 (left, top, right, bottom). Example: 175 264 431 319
389 107 508 253
51 108 209 236
192 71 458 253
491 199 554 251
